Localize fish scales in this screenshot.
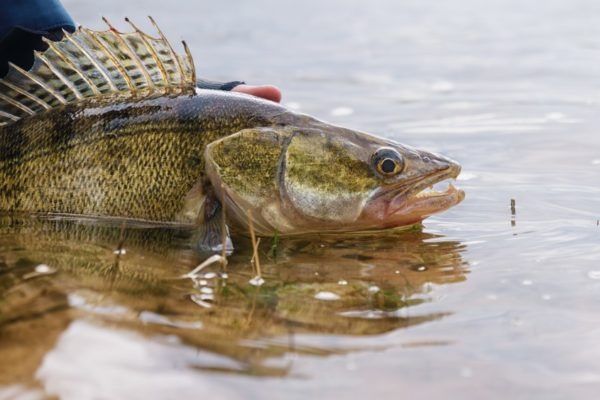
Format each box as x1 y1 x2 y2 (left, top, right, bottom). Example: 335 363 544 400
0 92 282 222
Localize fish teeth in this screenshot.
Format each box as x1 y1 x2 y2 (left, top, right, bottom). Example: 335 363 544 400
414 179 455 198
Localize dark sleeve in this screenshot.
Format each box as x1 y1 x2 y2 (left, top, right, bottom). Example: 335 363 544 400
196 78 245 92
0 0 75 77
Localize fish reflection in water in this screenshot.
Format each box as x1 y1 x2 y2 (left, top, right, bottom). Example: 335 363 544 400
0 216 467 389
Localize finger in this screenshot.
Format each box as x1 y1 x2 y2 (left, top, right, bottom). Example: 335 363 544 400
231 84 282 103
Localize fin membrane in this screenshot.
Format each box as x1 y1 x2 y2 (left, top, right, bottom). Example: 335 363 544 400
193 204 233 254
0 17 196 127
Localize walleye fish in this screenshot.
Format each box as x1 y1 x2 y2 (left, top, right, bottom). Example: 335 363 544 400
0 18 464 241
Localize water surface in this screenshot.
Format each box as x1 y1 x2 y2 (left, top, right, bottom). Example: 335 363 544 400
2 0 600 399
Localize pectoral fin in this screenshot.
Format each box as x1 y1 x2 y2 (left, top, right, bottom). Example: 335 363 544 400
178 180 232 253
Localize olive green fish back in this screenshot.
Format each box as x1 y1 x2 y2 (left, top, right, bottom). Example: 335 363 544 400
0 17 196 127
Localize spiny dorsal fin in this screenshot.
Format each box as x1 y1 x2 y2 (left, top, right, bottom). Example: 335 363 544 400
0 17 196 127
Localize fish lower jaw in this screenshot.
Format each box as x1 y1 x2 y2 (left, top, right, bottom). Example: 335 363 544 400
405 179 463 212
386 178 464 221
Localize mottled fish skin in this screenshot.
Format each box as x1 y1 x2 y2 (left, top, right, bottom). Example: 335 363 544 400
0 89 290 223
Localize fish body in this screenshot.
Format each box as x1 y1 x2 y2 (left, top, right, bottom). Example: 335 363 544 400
0 90 287 224
0 20 464 237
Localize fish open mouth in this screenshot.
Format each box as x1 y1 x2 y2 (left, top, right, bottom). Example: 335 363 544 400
382 167 465 226
403 178 463 211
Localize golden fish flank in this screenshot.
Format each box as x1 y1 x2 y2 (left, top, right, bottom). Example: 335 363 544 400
0 18 464 237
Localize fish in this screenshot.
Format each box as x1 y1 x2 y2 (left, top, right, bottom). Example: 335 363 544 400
0 18 464 242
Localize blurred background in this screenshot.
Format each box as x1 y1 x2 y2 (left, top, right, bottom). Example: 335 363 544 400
2 0 600 399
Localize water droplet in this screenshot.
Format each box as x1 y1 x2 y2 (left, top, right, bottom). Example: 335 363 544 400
35 264 54 274
368 285 380 294
338 280 348 286
249 276 265 286
314 291 340 301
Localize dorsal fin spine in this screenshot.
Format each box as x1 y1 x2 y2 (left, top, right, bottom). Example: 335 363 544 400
149 16 185 85
8 63 66 105
125 18 170 91
35 50 83 100
0 92 35 115
182 41 197 87
85 31 136 92
0 80 51 110
63 30 118 92
0 18 196 127
0 110 19 121
45 38 102 97
103 17 154 89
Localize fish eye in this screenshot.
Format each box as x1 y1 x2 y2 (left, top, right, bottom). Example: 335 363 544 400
372 147 404 177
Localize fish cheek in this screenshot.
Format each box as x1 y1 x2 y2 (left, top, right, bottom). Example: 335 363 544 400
281 134 378 225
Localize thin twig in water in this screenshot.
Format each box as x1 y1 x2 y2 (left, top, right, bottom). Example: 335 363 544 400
220 185 228 269
250 238 261 266
247 210 263 284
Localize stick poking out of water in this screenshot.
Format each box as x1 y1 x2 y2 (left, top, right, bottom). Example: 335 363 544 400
247 210 264 286
510 198 516 227
220 186 228 269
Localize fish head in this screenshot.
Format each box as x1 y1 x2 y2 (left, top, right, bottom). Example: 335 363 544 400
204 121 464 236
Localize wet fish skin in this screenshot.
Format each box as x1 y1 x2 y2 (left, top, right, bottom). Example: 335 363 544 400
0 19 464 238
0 90 288 223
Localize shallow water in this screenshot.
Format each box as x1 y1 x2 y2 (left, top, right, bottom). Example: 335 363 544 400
2 0 600 399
